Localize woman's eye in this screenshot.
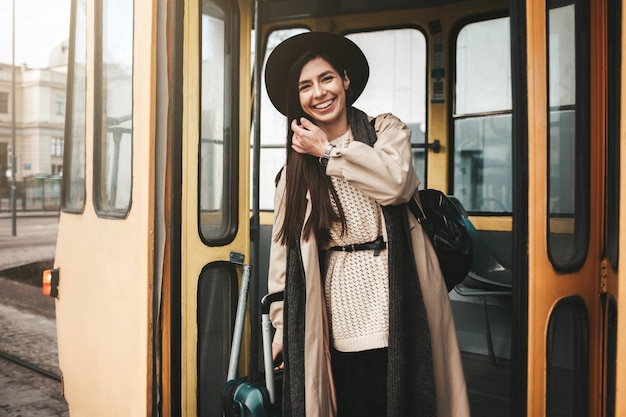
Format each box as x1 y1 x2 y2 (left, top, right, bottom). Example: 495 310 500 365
322 76 334 83
299 84 311 92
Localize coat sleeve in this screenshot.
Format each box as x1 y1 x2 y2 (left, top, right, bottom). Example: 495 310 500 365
267 169 287 345
325 112 420 205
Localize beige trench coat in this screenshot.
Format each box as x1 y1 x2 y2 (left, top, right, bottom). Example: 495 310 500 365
268 113 470 417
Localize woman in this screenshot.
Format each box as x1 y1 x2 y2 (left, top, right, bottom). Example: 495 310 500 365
265 32 469 417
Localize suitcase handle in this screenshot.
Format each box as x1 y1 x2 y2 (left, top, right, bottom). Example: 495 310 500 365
260 291 284 404
260 291 284 314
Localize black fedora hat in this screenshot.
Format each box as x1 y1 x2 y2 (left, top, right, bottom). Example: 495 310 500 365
264 32 369 116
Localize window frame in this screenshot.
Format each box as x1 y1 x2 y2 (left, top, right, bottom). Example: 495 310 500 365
61 0 87 214
93 0 135 219
450 11 513 215
545 0 591 273
197 0 240 246
606 0 621 271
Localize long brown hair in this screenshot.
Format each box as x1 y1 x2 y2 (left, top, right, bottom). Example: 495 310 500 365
276 51 350 247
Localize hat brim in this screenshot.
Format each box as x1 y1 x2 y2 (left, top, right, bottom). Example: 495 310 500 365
264 32 369 116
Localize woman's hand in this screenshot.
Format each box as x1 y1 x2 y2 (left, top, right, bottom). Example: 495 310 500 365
272 342 285 370
290 117 329 157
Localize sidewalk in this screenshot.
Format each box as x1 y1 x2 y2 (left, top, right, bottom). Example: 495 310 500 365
0 196 60 219
0 210 60 219
0 216 59 272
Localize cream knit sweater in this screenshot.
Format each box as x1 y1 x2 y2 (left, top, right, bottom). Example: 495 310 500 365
324 129 389 352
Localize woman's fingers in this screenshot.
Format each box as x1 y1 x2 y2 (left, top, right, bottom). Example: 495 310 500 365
298 117 315 130
271 342 283 360
290 118 327 156
271 342 285 370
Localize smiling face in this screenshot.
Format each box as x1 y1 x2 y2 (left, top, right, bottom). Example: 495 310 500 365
297 56 351 138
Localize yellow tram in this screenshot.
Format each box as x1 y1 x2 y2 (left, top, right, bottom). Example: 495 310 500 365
47 0 625 415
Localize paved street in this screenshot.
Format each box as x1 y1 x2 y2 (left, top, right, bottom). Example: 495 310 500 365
0 214 69 417
0 215 58 271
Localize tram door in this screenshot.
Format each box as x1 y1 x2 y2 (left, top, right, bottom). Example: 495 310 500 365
177 0 253 416
53 1 157 415
523 0 621 415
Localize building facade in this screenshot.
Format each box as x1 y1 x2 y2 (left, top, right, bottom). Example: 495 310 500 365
0 41 67 199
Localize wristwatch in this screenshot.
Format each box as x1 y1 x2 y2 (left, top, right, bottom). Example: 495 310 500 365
319 143 336 168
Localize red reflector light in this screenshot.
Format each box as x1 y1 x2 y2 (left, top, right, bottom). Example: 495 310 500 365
42 268 60 298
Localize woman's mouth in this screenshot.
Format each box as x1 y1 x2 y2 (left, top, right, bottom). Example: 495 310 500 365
313 99 334 110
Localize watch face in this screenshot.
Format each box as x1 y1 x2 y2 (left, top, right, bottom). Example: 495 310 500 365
320 156 329 167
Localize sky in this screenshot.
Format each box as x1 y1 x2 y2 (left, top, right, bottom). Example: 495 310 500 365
0 0 71 68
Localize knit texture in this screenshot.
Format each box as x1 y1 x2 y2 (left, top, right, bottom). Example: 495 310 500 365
284 237 306 417
325 129 390 351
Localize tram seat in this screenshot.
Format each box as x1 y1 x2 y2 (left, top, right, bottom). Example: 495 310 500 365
458 215 512 293
445 196 512 292
447 196 512 366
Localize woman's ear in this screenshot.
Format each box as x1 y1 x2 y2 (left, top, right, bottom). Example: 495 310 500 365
343 70 351 91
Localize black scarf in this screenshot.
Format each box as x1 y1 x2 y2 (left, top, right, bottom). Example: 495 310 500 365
282 107 436 417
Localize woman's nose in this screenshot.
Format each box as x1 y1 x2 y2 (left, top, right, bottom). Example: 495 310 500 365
312 82 324 97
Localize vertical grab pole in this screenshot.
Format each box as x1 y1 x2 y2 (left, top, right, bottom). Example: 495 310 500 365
249 0 263 374
227 263 251 381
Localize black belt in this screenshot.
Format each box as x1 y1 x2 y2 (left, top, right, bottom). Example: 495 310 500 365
328 236 386 256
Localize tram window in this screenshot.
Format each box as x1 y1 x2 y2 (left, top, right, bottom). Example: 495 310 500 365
94 0 134 217
347 29 427 186
257 28 309 211
606 0 621 271
257 28 427 211
199 0 239 244
453 17 513 213
546 0 590 271
546 298 589 417
62 0 87 213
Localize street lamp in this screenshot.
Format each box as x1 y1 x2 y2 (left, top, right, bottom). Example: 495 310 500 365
11 0 17 236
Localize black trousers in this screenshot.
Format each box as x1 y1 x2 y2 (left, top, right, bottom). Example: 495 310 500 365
331 347 388 417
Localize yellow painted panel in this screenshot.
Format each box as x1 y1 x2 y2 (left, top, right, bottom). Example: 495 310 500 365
55 1 156 415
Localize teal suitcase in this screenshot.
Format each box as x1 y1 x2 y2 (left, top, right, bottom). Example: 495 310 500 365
221 291 284 417
220 369 283 417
